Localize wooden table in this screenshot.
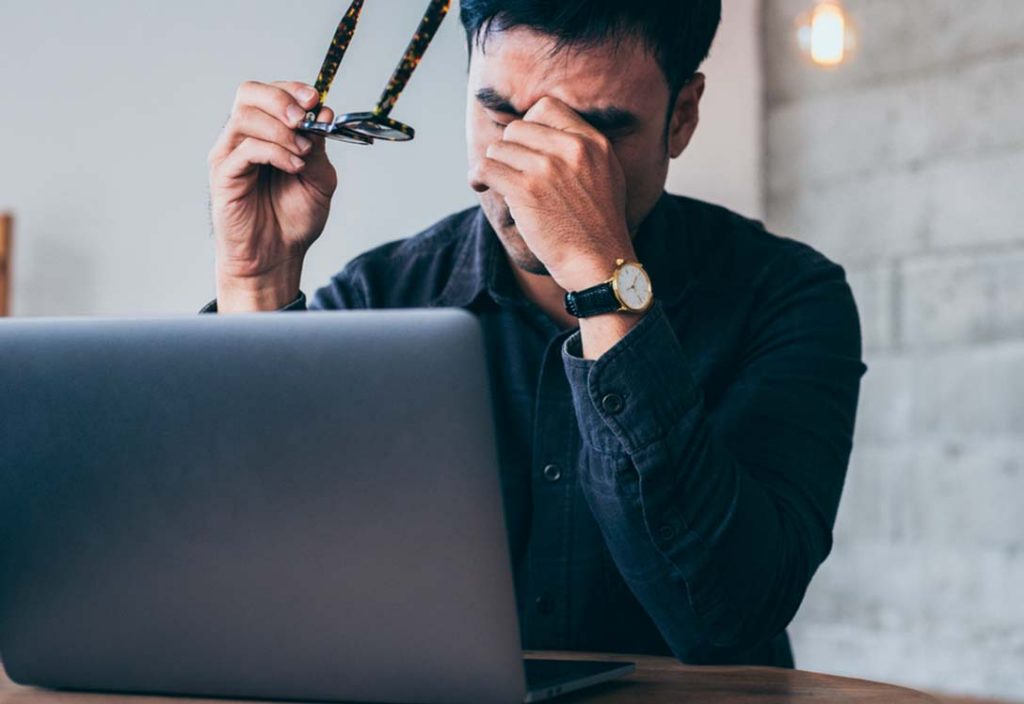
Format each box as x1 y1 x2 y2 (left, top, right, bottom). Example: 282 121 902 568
1 651 939 703
0 212 12 316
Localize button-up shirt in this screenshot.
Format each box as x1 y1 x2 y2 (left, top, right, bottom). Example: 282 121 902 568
203 191 867 667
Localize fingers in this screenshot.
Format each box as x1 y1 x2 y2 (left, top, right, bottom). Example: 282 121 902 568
298 104 340 199
317 106 336 124
505 96 609 164
208 80 342 201
523 95 599 138
485 140 545 174
304 105 335 160
501 119 591 160
485 127 595 190
209 80 321 166
220 105 313 159
216 137 306 182
469 156 522 196
240 80 320 127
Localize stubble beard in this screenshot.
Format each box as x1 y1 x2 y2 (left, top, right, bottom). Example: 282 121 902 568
483 200 550 276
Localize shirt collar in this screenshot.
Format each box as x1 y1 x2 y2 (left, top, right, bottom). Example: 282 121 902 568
432 191 691 309
632 191 693 308
431 207 497 309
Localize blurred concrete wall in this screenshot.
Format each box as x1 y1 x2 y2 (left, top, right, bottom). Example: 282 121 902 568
0 0 761 317
764 1 1024 699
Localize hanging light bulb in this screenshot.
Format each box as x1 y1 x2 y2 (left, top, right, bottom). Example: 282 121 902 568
796 1 857 67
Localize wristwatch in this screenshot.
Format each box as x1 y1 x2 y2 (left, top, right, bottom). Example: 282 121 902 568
564 258 654 318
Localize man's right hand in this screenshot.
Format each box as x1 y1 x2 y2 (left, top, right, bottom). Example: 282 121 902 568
208 81 339 311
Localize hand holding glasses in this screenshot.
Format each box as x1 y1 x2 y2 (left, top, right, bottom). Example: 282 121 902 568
298 0 451 146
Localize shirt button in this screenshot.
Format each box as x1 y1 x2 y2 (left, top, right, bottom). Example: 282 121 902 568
601 393 624 414
542 464 562 482
535 595 554 615
657 523 677 542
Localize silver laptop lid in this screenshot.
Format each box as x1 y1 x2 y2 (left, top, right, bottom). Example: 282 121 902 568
0 309 526 704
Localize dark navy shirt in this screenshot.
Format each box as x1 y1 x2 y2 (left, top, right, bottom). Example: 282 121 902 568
204 191 866 667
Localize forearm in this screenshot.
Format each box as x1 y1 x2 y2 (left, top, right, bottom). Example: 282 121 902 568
562 301 855 659
577 311 642 360
576 416 820 660
215 257 304 312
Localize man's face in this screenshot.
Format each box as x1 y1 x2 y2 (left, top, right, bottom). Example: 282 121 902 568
466 25 696 274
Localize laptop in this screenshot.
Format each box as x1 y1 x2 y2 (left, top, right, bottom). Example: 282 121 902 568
0 309 634 704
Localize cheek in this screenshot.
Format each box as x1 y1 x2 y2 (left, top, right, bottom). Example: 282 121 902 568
614 143 670 225
465 110 498 164
466 125 484 165
618 139 668 188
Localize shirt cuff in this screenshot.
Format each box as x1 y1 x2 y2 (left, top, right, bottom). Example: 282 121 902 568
562 300 701 456
198 291 307 313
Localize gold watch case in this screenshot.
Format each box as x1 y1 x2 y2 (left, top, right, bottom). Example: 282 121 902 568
609 258 654 313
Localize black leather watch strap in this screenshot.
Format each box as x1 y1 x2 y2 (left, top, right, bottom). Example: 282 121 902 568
564 283 621 318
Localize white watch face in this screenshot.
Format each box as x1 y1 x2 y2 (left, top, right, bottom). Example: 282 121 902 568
615 263 652 311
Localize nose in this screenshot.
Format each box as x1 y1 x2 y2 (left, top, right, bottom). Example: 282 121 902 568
467 165 490 193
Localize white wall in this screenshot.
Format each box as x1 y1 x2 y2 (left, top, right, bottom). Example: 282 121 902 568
0 0 761 316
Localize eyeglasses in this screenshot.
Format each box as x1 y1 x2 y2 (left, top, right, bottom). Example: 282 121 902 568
298 0 451 146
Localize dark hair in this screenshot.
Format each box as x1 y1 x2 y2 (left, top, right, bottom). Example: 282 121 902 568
459 0 722 98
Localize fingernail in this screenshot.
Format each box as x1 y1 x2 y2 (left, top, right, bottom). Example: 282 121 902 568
291 156 305 170
286 104 305 126
296 135 313 152
301 87 318 104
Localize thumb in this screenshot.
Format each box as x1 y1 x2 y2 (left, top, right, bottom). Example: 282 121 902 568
301 106 339 195
306 106 335 161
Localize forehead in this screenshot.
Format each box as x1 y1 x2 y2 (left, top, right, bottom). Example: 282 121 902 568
468 25 668 115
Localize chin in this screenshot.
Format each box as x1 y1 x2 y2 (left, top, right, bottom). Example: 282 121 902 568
496 226 549 276
477 197 548 275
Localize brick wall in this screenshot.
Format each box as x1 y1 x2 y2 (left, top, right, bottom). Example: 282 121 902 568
763 1 1024 699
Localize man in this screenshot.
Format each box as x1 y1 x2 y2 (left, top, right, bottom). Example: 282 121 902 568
204 0 866 667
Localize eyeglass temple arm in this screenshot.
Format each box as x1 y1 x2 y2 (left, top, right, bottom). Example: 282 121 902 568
371 0 451 118
308 0 366 121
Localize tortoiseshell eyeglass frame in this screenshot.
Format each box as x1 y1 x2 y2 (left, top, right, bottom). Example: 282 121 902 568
298 0 451 146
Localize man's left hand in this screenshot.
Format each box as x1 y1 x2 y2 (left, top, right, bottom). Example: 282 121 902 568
471 95 636 292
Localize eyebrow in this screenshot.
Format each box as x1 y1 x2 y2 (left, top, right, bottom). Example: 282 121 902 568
475 87 639 133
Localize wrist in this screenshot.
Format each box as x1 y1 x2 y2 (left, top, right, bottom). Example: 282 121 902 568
215 257 303 312
578 309 646 360
557 250 635 292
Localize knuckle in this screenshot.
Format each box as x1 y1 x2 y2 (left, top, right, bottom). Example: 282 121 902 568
271 89 297 116
231 104 255 125
235 136 257 155
224 108 253 141
567 136 588 164
235 80 260 105
268 116 293 142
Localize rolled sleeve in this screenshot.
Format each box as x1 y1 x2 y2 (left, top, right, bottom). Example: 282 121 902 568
562 301 700 457
198 291 308 314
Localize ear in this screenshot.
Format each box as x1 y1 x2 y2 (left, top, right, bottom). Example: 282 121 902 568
667 72 705 159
